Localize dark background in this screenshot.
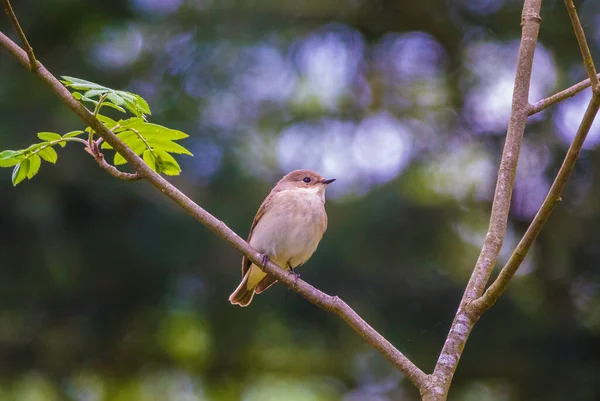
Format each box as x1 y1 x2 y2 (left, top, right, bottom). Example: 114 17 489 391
1 0 600 400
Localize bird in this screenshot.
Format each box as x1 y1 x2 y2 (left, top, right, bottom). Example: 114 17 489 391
229 169 335 307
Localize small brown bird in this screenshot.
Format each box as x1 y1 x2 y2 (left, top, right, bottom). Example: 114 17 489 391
229 169 335 307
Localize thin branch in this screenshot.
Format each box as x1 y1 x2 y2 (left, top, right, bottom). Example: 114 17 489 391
529 73 600 115
474 93 600 312
422 1 543 399
2 0 37 71
564 0 598 91
473 1 600 313
93 154 142 181
0 30 428 391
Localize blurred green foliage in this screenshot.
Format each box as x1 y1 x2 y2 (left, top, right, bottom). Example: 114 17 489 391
1 0 600 400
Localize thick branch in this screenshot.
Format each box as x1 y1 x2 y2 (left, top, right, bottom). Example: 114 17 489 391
474 93 600 312
529 73 600 115
0 31 427 390
423 1 543 399
2 0 36 71
564 0 599 91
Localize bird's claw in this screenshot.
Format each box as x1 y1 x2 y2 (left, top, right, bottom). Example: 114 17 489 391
260 254 269 269
287 262 300 284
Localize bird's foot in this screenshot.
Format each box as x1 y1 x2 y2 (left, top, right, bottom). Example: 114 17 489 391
287 262 300 284
260 254 269 270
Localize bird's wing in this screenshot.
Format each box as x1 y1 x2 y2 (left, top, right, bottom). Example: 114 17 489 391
241 188 280 276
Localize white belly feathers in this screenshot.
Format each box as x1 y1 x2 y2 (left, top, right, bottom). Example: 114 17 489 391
249 187 327 269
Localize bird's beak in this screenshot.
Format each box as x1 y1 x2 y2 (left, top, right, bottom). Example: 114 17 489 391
321 178 336 185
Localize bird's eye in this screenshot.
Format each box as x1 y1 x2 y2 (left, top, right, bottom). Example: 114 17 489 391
303 177 311 183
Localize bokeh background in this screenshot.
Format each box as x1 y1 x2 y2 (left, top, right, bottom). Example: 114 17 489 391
1 0 600 400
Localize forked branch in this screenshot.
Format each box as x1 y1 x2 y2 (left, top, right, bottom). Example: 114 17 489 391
421 2 543 399
529 72 600 115
474 0 600 313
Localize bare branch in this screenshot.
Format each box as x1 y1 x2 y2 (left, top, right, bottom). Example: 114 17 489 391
473 1 600 314
564 0 599 92
529 73 600 115
2 0 37 71
474 93 600 312
0 30 428 391
423 1 543 399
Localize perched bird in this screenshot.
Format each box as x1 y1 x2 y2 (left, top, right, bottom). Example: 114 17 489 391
229 169 335 307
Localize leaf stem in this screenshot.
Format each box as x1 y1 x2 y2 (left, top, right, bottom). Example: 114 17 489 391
89 93 108 148
17 137 88 163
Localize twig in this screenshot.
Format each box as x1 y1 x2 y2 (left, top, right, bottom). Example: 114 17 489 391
0 30 428 391
89 93 108 148
422 1 543 399
2 0 37 71
529 73 600 115
93 153 142 181
474 93 600 312
564 0 599 92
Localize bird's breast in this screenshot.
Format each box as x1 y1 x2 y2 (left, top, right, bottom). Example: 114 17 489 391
249 190 327 267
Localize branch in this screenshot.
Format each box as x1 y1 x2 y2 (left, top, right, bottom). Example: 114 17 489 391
473 92 600 312
472 0 600 313
422 1 543 399
0 30 428 391
529 73 600 115
2 0 36 71
564 0 599 92
93 153 141 181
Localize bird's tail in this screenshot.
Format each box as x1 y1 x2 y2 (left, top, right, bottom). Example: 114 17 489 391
229 271 255 307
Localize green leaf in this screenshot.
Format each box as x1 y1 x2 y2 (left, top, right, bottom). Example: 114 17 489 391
0 150 17 160
106 92 125 106
143 149 158 172
100 101 126 113
115 130 140 144
37 132 62 141
0 150 23 167
129 139 148 156
0 158 22 167
118 117 145 129
119 119 189 140
38 146 58 163
115 91 136 102
113 91 151 117
64 77 150 117
12 159 30 186
97 115 119 130
150 139 193 155
25 143 46 153
76 95 99 105
61 76 107 91
155 150 182 176
132 93 151 115
63 130 84 138
84 89 109 98
27 154 41 179
114 152 127 166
